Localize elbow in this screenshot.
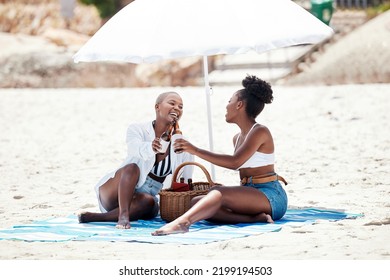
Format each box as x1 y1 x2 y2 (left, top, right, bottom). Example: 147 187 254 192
231 164 241 170
228 159 242 170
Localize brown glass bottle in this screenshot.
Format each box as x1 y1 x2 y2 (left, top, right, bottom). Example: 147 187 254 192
188 178 193 190
172 121 183 153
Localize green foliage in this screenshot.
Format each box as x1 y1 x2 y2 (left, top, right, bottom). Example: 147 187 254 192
80 0 118 19
366 1 390 19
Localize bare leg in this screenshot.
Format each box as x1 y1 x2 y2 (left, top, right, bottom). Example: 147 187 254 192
114 164 140 229
207 208 273 224
152 186 273 236
152 190 224 235
78 208 119 223
190 195 273 224
78 192 159 223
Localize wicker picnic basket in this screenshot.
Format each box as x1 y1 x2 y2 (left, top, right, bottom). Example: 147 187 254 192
159 161 221 222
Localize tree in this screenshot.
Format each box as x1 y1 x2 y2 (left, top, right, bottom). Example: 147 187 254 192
80 0 134 20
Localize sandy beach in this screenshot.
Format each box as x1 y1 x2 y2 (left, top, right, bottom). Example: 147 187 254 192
0 84 389 260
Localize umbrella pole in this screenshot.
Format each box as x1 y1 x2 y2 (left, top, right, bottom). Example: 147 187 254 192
202 55 216 181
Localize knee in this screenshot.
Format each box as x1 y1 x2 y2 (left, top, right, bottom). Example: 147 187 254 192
209 185 223 194
208 186 224 201
121 163 140 181
190 195 204 207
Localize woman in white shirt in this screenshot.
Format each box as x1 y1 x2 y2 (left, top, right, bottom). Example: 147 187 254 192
79 91 193 229
152 75 287 236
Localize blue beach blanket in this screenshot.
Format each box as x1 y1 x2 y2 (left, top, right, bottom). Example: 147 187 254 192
0 208 361 244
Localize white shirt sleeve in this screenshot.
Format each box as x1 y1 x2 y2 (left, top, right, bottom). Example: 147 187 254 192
126 122 155 160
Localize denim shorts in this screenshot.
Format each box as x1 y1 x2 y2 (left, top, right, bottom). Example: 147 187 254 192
135 176 163 204
244 180 288 220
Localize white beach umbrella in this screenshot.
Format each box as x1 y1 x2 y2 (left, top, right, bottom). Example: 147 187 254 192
73 0 334 179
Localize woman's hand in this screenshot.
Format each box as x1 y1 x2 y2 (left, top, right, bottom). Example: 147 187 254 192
173 138 197 154
152 137 162 154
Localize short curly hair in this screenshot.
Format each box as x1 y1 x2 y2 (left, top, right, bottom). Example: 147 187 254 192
236 75 273 119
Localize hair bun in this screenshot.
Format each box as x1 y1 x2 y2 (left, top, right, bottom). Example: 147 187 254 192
242 75 273 104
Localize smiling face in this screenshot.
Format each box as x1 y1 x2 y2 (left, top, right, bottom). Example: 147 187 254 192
155 92 183 124
225 91 242 123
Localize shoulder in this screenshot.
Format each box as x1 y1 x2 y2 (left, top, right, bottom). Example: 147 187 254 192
250 124 272 138
254 123 270 132
128 121 152 131
126 121 154 138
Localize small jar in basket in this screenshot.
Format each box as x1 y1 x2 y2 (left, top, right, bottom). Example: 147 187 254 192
159 161 221 222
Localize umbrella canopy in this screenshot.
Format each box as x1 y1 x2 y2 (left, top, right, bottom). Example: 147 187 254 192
74 0 333 63
73 0 334 179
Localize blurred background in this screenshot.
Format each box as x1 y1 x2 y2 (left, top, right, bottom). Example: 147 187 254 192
0 0 389 88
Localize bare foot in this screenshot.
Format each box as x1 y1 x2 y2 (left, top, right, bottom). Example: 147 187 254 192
116 215 131 229
254 213 274 223
116 221 130 229
78 212 96 223
265 214 274 223
151 220 190 236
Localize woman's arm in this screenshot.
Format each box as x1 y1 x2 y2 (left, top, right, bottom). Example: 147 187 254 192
174 126 271 170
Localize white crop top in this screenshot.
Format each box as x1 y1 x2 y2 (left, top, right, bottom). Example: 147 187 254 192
235 123 275 170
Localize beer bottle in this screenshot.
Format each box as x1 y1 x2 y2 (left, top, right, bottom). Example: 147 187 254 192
172 121 183 153
188 178 193 190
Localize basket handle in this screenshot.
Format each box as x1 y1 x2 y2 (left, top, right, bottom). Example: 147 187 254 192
172 161 215 186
